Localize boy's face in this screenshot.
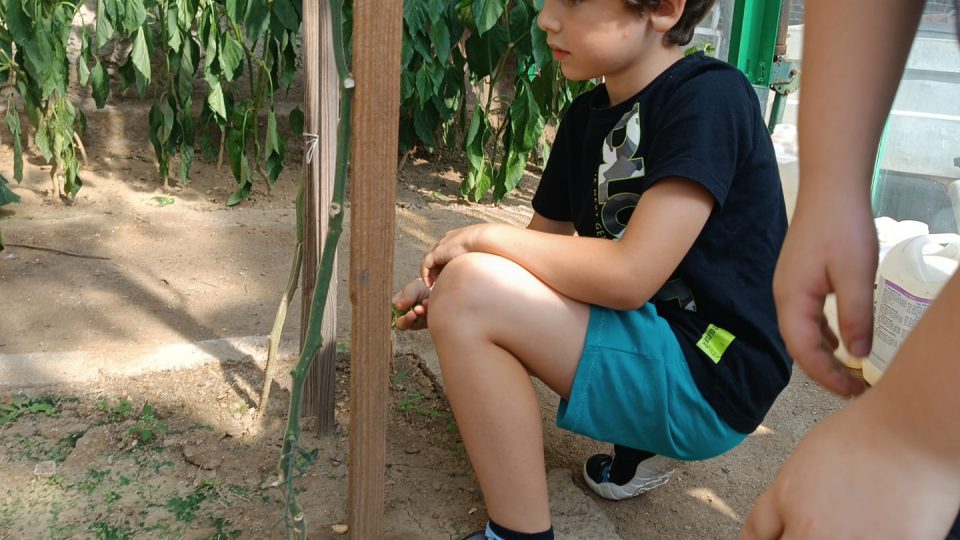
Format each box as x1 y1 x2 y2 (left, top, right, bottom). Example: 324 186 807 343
537 0 654 82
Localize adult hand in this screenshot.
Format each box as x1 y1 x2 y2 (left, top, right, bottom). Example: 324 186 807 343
741 393 960 540
773 193 874 397
420 223 491 287
391 278 430 331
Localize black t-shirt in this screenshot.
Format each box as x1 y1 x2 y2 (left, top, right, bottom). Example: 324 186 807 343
533 52 791 434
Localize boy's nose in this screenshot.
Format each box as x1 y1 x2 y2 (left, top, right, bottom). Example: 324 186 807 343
536 0 561 33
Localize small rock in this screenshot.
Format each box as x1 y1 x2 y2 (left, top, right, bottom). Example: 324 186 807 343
468 507 478 515
331 524 348 535
2 253 17 260
34 460 57 478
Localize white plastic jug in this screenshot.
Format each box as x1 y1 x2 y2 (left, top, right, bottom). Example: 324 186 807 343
863 234 960 385
823 217 929 370
772 124 798 221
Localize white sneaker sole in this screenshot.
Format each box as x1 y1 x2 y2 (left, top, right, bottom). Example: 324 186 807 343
582 455 676 501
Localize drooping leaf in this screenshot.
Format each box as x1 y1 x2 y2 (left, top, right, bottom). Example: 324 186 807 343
130 27 151 84
413 101 439 149
289 106 304 137
207 82 227 120
530 19 552 71
95 0 115 48
429 18 451 64
0 174 21 206
90 59 109 108
5 106 23 182
3 0 33 45
464 23 507 78
272 0 300 32
472 0 505 37
219 35 244 81
244 0 270 43
264 110 283 185
122 0 147 34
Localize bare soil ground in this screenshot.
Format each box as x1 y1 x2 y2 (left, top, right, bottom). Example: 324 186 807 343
0 104 849 539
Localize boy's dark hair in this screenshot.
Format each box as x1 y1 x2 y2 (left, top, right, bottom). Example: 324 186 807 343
624 0 716 46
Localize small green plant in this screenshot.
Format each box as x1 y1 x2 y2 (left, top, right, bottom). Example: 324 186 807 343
0 395 58 425
125 402 168 447
89 519 135 540
209 516 242 539
96 398 134 422
165 480 217 523
78 468 111 494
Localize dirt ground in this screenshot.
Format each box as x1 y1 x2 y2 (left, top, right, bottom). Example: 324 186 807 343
0 103 849 539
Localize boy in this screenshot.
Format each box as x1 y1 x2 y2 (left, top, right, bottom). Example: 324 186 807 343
394 0 791 538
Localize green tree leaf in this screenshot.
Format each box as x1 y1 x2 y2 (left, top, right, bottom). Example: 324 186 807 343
0 174 21 206
122 0 147 34
272 0 300 32
5 106 23 182
464 23 507 78
90 60 110 108
130 27 151 84
219 35 244 81
264 110 284 185
95 0 115 48
472 0 505 37
207 82 227 120
429 18 451 64
289 106 304 137
530 20 551 70
244 0 270 43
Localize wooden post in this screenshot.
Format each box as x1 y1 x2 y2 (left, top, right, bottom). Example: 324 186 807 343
301 0 338 433
348 0 403 535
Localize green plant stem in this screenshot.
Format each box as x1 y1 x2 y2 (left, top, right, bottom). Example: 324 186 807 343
258 182 305 416
276 1 351 537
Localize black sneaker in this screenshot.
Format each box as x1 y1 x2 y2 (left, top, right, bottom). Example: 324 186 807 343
583 448 676 500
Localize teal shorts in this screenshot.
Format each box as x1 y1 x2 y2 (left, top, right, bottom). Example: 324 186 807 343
557 304 746 461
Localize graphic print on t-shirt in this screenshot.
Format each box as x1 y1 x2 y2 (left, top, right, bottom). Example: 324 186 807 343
596 102 646 239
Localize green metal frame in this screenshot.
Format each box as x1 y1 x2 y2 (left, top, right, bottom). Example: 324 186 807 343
727 0 783 87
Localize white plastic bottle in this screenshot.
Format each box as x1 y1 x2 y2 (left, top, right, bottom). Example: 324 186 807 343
822 217 929 370
864 234 960 384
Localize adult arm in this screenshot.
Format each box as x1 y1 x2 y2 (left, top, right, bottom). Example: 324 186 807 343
772 0 926 396
742 272 960 539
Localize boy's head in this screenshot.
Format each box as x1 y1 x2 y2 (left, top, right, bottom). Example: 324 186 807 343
623 0 717 46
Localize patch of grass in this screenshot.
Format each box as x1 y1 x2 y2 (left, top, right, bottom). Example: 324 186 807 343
0 394 58 425
165 480 217 523
78 468 111 494
395 388 441 419
89 519 135 540
209 516 242 539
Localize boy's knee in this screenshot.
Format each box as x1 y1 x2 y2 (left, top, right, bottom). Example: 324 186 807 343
428 253 504 326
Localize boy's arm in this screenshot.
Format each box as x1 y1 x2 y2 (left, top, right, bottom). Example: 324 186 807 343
773 0 925 397
526 212 576 235
421 177 713 311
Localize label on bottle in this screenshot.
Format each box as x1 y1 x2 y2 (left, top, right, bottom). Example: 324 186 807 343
869 278 933 371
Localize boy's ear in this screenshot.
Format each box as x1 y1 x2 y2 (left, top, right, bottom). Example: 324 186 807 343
647 0 685 34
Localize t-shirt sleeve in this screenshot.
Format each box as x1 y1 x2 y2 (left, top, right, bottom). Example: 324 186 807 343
642 70 760 208
531 103 580 221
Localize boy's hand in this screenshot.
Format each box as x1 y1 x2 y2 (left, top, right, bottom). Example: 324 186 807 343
391 278 430 330
741 393 960 540
420 224 489 287
773 194 873 398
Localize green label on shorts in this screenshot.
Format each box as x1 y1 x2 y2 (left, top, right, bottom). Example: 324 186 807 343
697 324 735 364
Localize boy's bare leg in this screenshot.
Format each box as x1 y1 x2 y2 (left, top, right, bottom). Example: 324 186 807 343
428 252 589 532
